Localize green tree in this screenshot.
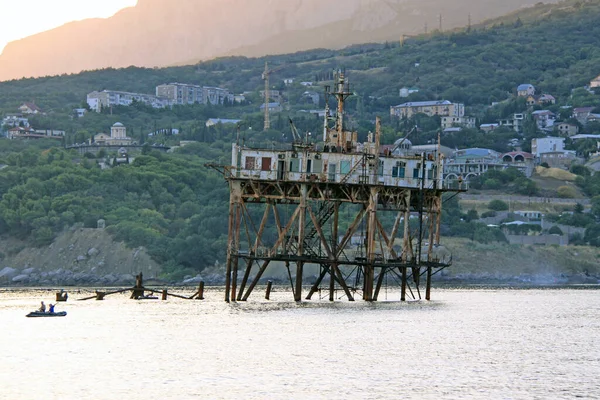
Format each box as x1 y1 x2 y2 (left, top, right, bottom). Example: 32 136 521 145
488 199 509 211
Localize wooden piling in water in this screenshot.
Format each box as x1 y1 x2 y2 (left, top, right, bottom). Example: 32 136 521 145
197 281 204 300
265 280 273 300
55 291 68 302
401 267 407 302
425 267 432 301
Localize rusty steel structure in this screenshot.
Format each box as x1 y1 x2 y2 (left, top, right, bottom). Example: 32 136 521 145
212 72 466 303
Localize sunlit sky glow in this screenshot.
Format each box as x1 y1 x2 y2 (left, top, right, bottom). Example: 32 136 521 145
0 0 138 54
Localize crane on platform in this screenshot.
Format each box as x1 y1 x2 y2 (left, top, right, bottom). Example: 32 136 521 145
262 62 287 131
288 118 302 143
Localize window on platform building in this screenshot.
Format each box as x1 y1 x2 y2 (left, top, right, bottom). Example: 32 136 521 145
392 162 406 178
313 159 323 173
290 158 300 172
340 160 351 174
413 163 421 179
245 156 256 170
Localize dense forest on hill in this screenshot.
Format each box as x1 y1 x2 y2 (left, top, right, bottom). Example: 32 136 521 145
2 0 600 279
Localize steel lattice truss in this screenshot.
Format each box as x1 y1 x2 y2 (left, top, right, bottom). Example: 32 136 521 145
221 178 459 302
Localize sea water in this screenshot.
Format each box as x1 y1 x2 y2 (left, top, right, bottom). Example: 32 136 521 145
1 287 599 399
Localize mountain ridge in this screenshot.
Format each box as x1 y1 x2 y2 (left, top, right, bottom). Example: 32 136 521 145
0 0 560 82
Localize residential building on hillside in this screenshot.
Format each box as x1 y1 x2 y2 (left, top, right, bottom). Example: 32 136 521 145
444 148 505 181
498 113 525 134
441 116 476 129
18 102 43 114
585 113 600 124
299 109 327 118
301 91 320 105
260 102 283 113
7 126 62 140
526 94 556 106
573 107 595 124
35 129 65 137
390 100 464 118
156 83 233 105
569 134 600 142
73 108 87 118
259 89 282 103
203 86 234 105
7 126 35 138
399 87 419 97
480 123 499 133
591 74 600 89
531 137 564 157
517 84 535 97
2 115 29 128
556 122 579 136
156 83 203 104
205 118 241 128
540 151 577 169
87 90 172 112
531 110 556 130
501 151 535 177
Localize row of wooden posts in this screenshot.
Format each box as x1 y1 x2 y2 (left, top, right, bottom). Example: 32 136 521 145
75 275 275 301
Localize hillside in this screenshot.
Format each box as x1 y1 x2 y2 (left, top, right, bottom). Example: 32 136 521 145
0 0 560 81
439 237 600 284
0 226 159 286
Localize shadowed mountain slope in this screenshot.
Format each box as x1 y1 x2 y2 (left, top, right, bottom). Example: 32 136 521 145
0 0 559 81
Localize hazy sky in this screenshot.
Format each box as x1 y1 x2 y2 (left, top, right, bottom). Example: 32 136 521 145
0 0 138 53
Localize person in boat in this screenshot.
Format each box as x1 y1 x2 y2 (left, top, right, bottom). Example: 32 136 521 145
48 304 55 313
38 301 46 312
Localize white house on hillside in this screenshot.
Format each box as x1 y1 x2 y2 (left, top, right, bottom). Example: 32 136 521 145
531 137 564 157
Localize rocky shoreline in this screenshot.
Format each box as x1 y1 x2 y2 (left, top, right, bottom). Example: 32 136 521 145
3 266 598 288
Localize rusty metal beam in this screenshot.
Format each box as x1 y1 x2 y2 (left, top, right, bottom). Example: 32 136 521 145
241 260 271 301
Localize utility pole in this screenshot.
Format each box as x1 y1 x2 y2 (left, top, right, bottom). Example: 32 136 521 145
263 62 270 131
439 14 443 32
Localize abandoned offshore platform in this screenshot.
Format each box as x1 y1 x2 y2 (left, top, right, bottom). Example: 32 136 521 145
211 72 466 303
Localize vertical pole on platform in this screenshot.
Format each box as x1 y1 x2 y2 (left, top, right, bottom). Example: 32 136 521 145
231 204 242 302
330 202 340 301
224 188 235 303
161 289 167 300
365 187 379 301
295 184 307 302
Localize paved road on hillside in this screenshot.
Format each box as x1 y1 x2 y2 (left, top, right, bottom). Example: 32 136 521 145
459 193 590 205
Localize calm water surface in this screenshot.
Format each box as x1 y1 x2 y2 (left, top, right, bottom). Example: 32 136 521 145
1 287 599 399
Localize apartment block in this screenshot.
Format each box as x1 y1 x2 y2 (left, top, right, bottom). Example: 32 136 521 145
390 100 464 118
87 90 172 112
156 83 233 106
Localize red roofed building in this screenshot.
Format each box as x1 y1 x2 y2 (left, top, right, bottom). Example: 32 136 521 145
18 102 43 114
501 151 535 177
